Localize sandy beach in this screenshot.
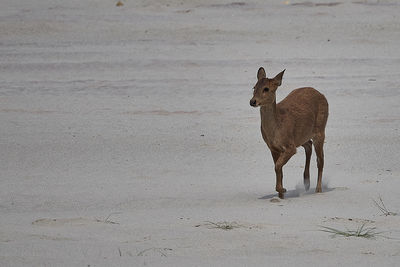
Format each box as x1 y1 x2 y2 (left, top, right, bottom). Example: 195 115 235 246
1 0 400 266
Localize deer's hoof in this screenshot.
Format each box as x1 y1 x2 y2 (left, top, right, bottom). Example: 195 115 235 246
276 187 286 199
278 192 285 199
315 187 322 193
276 187 287 193
304 178 310 191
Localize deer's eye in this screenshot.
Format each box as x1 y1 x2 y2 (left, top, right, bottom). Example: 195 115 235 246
263 88 269 92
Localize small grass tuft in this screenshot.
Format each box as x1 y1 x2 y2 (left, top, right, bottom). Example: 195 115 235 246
95 212 121 224
319 223 382 239
373 196 397 216
205 221 242 230
137 248 173 257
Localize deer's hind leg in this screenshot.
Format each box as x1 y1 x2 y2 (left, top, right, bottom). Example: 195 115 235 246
302 140 313 191
313 133 325 193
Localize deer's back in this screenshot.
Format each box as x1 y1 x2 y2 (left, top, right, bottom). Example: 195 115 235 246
277 87 328 144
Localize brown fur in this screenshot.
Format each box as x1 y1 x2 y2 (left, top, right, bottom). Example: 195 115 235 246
250 67 328 199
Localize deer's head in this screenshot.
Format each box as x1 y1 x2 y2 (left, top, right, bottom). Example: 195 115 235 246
250 68 285 107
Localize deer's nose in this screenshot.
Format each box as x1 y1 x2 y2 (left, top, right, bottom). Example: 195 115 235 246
250 99 257 107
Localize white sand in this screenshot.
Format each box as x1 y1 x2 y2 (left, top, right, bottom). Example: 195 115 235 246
1 0 400 266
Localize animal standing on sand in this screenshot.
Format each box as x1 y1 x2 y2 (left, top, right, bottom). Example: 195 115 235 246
250 67 328 199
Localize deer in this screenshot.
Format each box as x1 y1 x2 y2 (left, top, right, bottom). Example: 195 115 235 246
250 67 329 199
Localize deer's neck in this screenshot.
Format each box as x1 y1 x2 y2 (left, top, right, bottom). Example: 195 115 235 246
260 101 279 134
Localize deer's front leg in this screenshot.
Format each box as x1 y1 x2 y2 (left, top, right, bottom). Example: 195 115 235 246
274 146 296 199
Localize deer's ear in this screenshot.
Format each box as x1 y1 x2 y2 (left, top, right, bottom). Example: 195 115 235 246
273 69 285 86
257 67 266 81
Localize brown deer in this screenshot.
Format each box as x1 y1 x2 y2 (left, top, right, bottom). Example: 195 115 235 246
250 67 328 199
